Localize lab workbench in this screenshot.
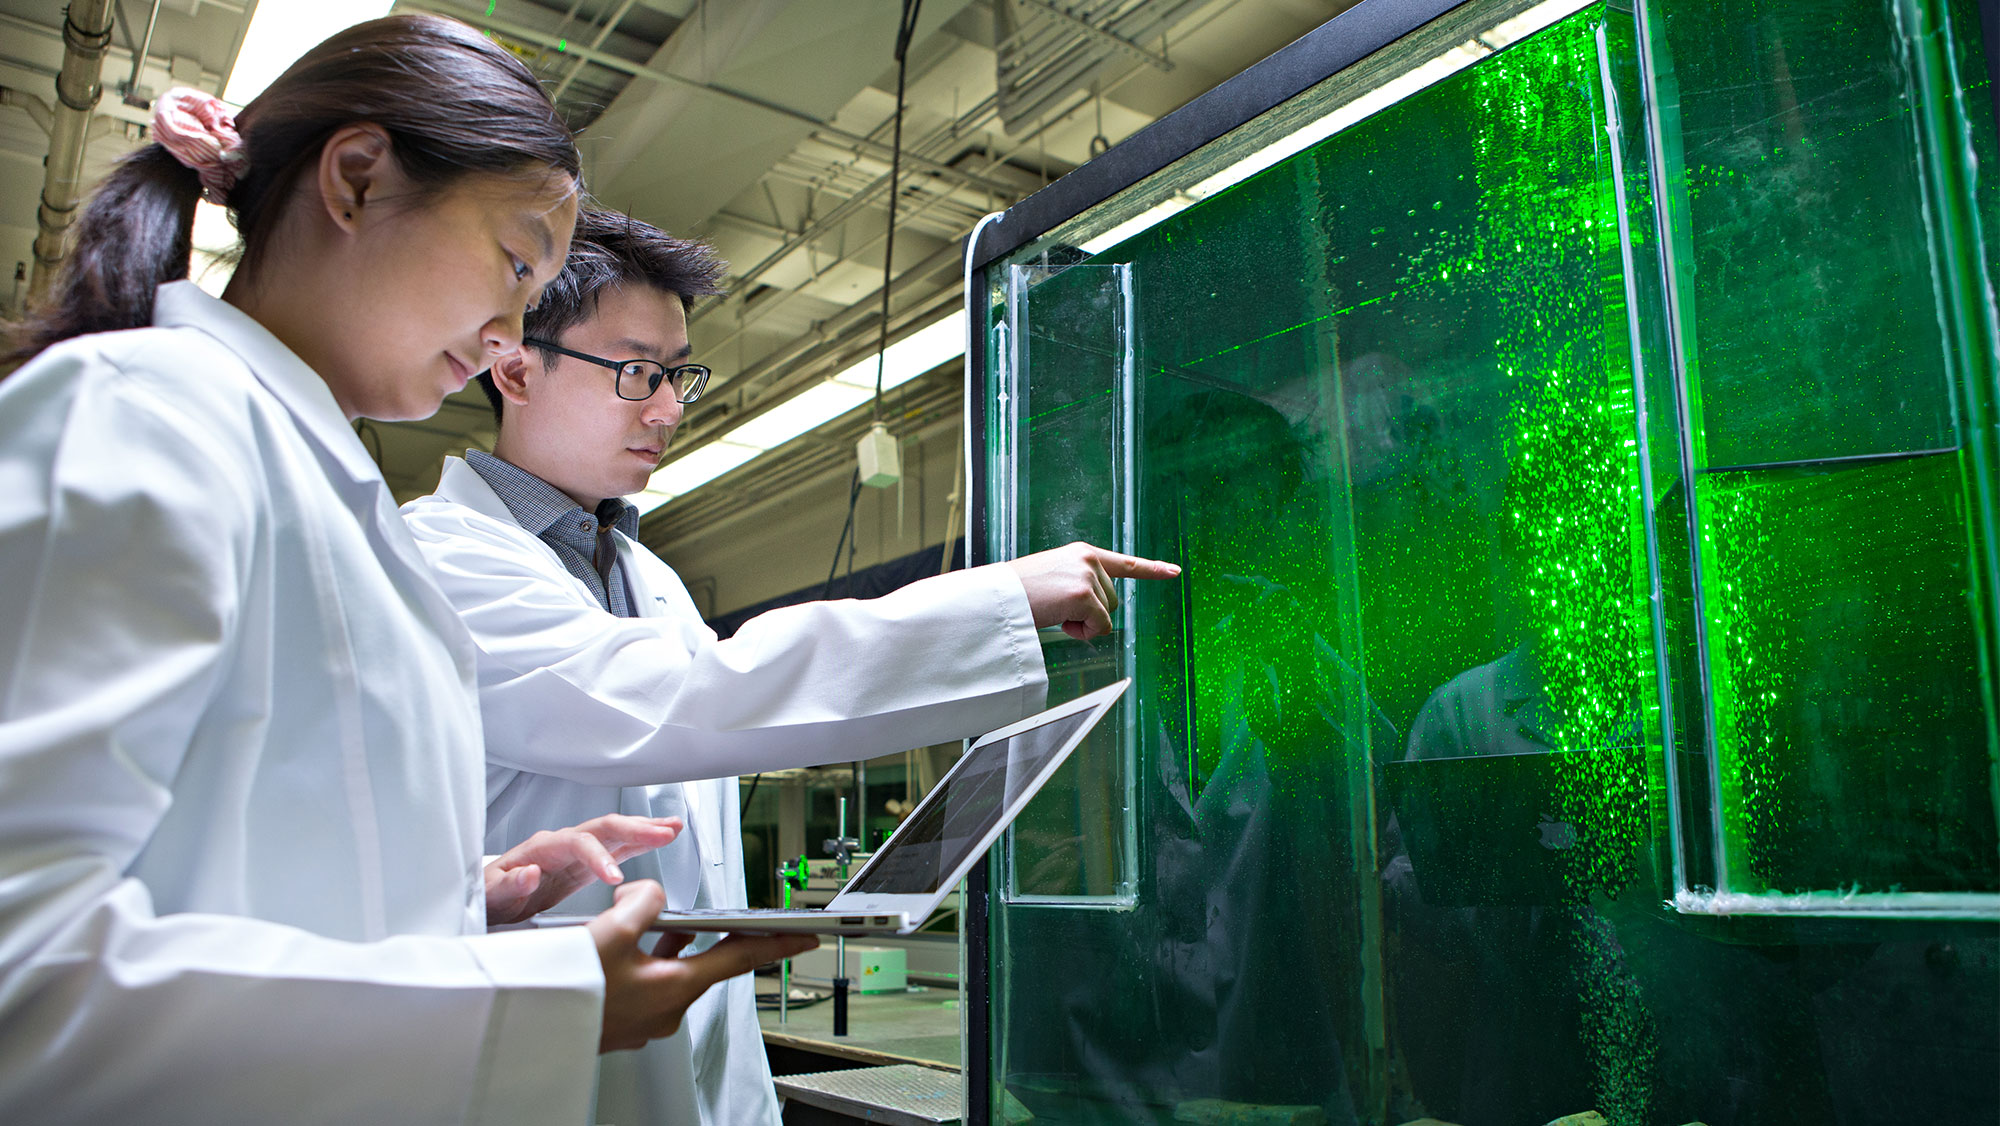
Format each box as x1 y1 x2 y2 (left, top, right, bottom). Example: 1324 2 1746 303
758 979 962 1072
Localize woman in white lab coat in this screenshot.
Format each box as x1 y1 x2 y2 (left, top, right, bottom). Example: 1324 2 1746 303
0 15 808 1124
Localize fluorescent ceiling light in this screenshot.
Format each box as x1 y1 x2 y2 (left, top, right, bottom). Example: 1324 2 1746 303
632 440 761 514
830 311 967 392
223 0 396 105
1076 0 1595 256
637 310 970 515
725 381 874 450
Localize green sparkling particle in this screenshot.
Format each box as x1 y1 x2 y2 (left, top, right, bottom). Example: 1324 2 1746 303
1471 22 1656 1124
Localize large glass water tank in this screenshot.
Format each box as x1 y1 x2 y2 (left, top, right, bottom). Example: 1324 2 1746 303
965 0 2000 1123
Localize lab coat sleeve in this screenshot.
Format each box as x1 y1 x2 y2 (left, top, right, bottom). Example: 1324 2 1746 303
407 509 1047 786
0 349 603 1125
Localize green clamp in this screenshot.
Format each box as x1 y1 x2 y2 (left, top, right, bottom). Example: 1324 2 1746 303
777 855 810 910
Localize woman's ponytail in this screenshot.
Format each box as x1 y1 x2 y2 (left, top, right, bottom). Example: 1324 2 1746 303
5 144 201 363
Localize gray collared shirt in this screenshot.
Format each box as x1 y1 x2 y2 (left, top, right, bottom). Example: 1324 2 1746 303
464 448 639 617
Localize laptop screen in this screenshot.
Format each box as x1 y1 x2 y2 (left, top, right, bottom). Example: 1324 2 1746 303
844 707 1098 895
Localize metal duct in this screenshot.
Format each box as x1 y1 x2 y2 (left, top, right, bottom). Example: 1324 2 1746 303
30 0 117 298
995 0 1202 132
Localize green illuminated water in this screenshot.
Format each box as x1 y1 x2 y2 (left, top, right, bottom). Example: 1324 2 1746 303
984 1 2000 1123
1668 0 2000 899
1700 453 1994 892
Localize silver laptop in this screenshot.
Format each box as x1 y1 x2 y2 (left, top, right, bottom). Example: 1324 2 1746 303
533 678 1130 936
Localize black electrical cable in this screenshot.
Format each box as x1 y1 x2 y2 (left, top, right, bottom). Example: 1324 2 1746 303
871 0 924 418
748 0 923 828
822 468 865 600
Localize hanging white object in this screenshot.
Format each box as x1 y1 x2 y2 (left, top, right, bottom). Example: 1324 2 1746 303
858 422 901 488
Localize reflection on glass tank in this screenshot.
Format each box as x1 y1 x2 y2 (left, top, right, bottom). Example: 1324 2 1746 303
975 0 2000 1123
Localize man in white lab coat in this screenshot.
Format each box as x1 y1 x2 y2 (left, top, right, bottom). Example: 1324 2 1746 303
402 207 1178 1125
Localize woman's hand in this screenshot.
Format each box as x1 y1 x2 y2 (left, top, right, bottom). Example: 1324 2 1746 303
589 881 817 1051
484 814 684 925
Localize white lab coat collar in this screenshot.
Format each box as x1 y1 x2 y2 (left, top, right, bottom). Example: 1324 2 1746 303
437 455 524 526
151 281 382 492
435 454 655 606
435 456 607 596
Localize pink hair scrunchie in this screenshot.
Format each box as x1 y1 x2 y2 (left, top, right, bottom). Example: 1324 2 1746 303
153 87 247 205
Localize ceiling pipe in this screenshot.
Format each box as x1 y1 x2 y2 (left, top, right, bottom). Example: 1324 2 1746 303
30 0 117 298
689 84 1105 347
0 13 216 119
548 0 641 102
688 238 963 412
0 87 55 134
1014 0 1173 71
121 0 164 107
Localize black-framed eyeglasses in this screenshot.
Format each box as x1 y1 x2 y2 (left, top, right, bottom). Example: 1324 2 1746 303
525 337 712 404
